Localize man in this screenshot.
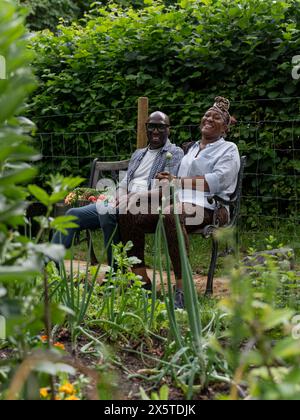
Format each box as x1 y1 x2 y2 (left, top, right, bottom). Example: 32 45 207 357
52 111 184 270
119 97 240 308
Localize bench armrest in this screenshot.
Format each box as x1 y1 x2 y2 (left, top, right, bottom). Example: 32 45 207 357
207 195 237 206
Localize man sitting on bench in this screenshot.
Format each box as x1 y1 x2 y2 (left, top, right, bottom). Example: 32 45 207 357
52 111 184 269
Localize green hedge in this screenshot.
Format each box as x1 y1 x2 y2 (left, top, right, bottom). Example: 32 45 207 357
28 0 300 228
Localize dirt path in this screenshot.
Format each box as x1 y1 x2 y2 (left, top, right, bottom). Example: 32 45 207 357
64 260 230 297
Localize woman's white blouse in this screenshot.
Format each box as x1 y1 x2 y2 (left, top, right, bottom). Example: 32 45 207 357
177 138 240 210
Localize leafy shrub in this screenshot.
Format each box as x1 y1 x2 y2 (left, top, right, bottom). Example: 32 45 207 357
0 0 37 293
218 255 300 400
0 0 43 395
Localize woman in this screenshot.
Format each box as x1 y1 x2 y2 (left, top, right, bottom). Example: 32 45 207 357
119 97 240 309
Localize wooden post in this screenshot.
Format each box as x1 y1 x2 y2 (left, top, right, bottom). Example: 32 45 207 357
137 97 149 149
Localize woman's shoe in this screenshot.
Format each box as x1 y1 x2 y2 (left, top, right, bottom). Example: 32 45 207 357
174 288 185 310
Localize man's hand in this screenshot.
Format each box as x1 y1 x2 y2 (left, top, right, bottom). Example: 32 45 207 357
156 172 177 182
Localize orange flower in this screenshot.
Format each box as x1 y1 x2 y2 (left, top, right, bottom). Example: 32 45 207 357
40 388 49 399
54 342 65 351
65 395 80 401
59 383 75 395
40 335 48 343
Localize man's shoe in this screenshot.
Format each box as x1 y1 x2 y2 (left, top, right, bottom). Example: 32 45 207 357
174 288 185 310
142 281 153 292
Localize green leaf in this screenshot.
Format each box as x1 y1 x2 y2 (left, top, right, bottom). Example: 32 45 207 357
0 167 37 186
262 308 294 330
28 185 50 206
139 387 150 400
0 266 39 282
159 385 170 400
50 215 79 234
268 91 280 99
34 361 76 376
273 338 300 359
29 243 66 261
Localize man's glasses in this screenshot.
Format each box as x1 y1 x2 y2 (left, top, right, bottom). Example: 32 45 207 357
146 123 169 133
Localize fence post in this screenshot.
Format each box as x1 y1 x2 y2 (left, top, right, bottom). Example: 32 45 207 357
137 97 149 149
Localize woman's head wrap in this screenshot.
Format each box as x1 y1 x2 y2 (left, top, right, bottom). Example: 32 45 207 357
208 96 234 127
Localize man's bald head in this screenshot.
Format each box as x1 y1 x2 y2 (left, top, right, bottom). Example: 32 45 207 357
146 111 170 149
147 111 170 126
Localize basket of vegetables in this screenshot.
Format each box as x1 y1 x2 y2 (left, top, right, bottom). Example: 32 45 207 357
64 188 110 207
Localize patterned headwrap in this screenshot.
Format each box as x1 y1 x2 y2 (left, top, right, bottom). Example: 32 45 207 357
209 96 231 126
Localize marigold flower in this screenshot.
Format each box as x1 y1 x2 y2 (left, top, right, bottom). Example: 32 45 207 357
54 342 65 351
40 388 49 398
65 395 80 401
59 383 75 395
40 335 48 343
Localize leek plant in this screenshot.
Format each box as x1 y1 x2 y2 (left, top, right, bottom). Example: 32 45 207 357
148 187 230 398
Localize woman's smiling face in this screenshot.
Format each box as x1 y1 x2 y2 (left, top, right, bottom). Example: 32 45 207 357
200 109 227 140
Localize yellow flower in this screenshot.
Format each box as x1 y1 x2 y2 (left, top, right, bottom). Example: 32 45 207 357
65 192 76 205
40 388 49 399
65 395 80 401
59 382 75 395
54 342 65 351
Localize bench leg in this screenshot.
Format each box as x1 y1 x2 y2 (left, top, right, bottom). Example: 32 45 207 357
86 229 98 266
205 237 218 295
